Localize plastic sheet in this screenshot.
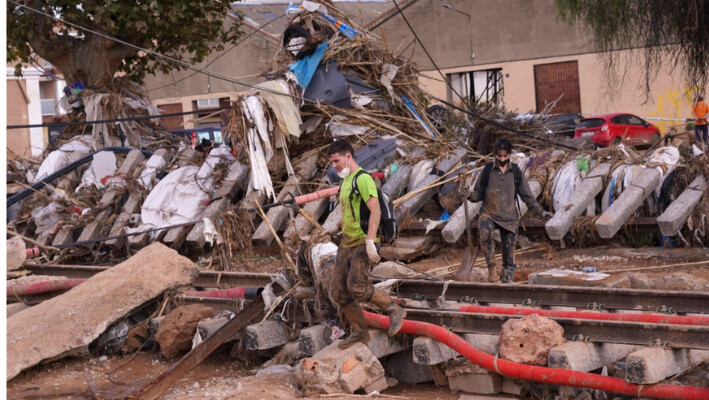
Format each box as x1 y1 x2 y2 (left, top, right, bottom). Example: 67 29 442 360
31 135 93 184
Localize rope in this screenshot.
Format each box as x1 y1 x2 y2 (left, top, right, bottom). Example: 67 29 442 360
436 280 453 306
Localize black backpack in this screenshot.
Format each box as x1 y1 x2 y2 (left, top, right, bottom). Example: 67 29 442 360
347 170 398 244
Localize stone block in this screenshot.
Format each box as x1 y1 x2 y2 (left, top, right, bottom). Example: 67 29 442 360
446 359 501 394
499 314 565 366
501 377 527 396
7 303 31 318
196 316 240 343
244 320 289 351
412 336 459 365
379 235 439 262
296 341 387 395
626 347 690 384
548 341 641 372
299 325 333 357
461 334 499 355
366 328 406 358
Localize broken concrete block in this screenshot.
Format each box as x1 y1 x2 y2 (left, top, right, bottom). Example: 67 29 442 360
461 334 499 356
296 341 387 395
156 304 214 358
595 167 660 238
626 347 691 384
499 314 565 366
380 235 440 262
385 349 434 384
446 358 501 394
548 341 641 372
501 377 527 396
7 243 198 380
244 320 289 350
299 325 333 357
366 328 406 358
657 175 707 236
371 261 418 279
322 204 342 235
413 336 459 365
7 236 26 271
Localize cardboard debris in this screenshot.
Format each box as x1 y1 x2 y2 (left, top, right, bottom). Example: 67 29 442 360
6 243 198 380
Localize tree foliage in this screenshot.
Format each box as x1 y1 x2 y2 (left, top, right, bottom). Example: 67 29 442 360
7 0 242 87
555 0 708 96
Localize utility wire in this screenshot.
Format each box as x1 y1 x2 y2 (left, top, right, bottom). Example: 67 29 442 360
146 12 288 93
7 106 231 130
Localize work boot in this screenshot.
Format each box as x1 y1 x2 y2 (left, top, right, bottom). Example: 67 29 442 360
338 303 371 349
501 264 516 283
369 289 407 336
487 263 501 283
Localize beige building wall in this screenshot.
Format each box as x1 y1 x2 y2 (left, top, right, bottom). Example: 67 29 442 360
7 79 32 159
421 51 691 133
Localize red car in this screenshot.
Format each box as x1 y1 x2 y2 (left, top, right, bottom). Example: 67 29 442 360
574 113 661 147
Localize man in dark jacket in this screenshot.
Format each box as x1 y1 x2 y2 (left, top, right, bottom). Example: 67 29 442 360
469 138 552 283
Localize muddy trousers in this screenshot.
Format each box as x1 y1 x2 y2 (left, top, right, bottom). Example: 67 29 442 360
696 125 708 144
479 218 517 283
331 243 405 347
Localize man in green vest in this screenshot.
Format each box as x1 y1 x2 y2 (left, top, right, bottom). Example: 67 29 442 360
327 139 406 349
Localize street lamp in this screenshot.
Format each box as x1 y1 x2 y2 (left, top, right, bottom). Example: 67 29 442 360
441 4 474 60
442 4 470 21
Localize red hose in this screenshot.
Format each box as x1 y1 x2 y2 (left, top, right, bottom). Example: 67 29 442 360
186 287 246 299
457 305 709 326
8 279 86 297
364 311 709 400
26 248 41 258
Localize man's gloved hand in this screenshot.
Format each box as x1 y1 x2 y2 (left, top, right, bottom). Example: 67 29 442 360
365 239 380 264
541 210 554 220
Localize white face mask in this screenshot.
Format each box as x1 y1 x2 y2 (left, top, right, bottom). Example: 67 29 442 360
337 155 351 178
338 166 351 179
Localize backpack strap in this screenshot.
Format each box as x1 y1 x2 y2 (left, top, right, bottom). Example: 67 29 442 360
348 169 368 218
480 161 522 197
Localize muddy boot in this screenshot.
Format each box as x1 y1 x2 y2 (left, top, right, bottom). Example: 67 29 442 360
501 264 516 283
338 303 370 349
487 263 501 283
369 289 407 336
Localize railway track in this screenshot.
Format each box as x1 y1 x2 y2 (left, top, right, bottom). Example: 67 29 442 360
15 263 709 350
23 263 709 313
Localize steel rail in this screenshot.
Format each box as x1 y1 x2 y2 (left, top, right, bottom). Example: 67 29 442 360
392 280 709 314
23 263 274 288
403 309 709 350
21 264 709 313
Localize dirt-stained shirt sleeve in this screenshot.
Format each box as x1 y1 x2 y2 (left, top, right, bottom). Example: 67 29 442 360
517 174 541 216
469 169 485 202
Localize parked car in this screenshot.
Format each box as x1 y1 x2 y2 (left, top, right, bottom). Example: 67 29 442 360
542 113 583 136
574 113 661 147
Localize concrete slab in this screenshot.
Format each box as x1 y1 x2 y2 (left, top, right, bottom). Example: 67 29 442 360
446 359 501 394
546 163 611 240
657 175 706 236
380 235 439 261
548 341 641 372
461 334 499 355
412 336 459 365
595 167 660 238
244 320 289 350
626 347 690 384
299 325 332 357
6 243 198 381
365 328 406 358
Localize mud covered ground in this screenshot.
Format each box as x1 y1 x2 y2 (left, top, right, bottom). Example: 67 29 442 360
7 245 709 399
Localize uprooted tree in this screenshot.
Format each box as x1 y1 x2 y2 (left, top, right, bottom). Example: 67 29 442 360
6 0 242 88
555 0 709 96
